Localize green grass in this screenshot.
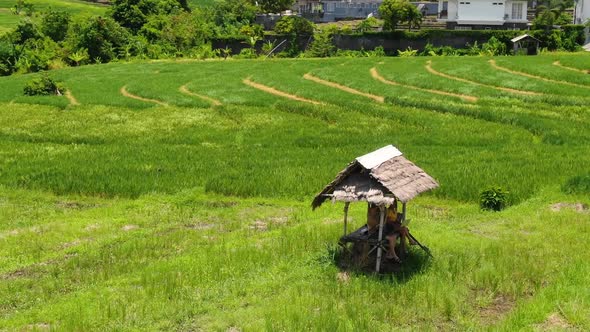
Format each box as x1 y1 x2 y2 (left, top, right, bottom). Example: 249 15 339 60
0 54 590 330
188 0 217 7
0 0 107 33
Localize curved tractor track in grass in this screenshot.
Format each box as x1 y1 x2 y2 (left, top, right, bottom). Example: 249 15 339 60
65 90 80 106
371 67 478 103
489 60 590 89
303 73 384 103
552 61 590 74
120 85 168 107
425 60 541 96
179 84 222 106
243 77 326 105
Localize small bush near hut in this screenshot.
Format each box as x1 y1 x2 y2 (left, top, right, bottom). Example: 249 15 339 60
479 187 509 211
23 73 65 96
562 174 590 195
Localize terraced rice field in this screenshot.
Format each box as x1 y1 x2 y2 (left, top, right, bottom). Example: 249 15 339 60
0 0 107 34
0 54 589 330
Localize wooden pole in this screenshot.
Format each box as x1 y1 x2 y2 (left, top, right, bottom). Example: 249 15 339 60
343 202 350 236
375 205 386 273
402 202 407 224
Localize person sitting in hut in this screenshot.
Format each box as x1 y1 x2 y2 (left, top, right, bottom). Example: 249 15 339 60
384 204 411 263
366 203 412 263
366 203 380 232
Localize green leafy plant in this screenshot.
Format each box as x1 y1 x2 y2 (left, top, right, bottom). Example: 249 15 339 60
305 28 336 58
398 47 417 57
68 49 89 66
479 187 510 211
23 73 65 96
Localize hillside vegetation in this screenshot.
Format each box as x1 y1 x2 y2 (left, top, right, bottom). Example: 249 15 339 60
0 0 107 34
0 55 589 330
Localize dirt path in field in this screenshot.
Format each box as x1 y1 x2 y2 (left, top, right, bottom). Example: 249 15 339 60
489 60 590 89
552 61 590 74
303 73 384 103
120 86 168 107
243 77 325 105
65 90 80 106
179 84 222 106
425 61 541 96
371 67 478 103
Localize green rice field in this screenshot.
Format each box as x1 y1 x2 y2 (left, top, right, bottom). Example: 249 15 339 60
0 54 589 330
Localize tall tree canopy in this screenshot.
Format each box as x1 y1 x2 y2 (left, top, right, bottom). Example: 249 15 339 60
109 0 188 32
379 0 422 31
255 0 295 14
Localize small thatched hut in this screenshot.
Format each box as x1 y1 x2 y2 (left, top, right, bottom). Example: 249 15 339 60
511 34 540 55
312 145 439 272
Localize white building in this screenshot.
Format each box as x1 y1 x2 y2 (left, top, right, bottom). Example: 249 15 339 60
574 0 590 25
437 0 528 30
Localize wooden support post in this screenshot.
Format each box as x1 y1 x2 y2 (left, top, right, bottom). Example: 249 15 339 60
375 205 386 273
343 202 350 236
402 202 407 224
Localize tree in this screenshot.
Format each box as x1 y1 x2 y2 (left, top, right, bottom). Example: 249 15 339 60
12 19 42 44
109 0 187 33
533 0 572 29
205 0 258 36
273 16 313 56
274 16 313 36
11 0 35 16
405 4 422 30
379 0 421 31
70 16 130 63
41 10 71 42
255 0 295 14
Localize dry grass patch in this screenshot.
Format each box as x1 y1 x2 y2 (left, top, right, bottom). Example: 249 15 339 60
534 313 574 331
478 294 516 324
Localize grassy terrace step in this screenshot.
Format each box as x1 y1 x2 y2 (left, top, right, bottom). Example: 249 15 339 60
0 0 107 33
0 55 589 330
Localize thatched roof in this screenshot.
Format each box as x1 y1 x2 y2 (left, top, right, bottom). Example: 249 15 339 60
312 145 439 209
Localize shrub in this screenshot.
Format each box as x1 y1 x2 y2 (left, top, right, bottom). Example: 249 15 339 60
274 16 314 36
235 48 257 59
41 10 71 42
398 47 417 57
562 175 590 195
479 187 509 211
70 16 131 63
23 73 65 96
305 29 336 58
481 36 507 56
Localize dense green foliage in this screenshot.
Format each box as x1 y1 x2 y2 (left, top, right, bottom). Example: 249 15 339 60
479 187 510 211
255 0 294 14
0 55 589 330
109 0 188 32
0 0 588 75
22 72 64 95
379 0 422 31
274 15 314 36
